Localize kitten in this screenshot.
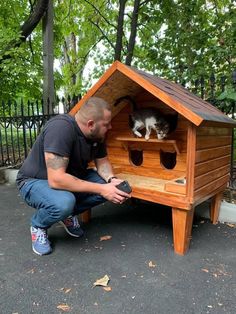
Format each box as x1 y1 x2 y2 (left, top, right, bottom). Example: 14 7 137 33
130 107 170 140
114 96 170 140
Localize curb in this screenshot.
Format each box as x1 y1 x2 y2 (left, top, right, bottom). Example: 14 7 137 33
0 168 18 185
196 200 236 224
1 168 236 223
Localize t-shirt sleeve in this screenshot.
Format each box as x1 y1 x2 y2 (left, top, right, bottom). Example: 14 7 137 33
43 118 74 157
95 143 107 159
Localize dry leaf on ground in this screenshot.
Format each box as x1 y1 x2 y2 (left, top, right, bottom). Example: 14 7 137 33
226 223 235 228
93 274 110 287
148 261 157 268
100 235 112 241
56 303 71 312
103 286 112 292
59 287 72 294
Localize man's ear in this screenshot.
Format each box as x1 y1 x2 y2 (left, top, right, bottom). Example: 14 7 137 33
87 119 95 130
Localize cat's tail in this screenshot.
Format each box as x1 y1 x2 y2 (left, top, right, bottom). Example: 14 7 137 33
113 95 137 110
128 114 134 129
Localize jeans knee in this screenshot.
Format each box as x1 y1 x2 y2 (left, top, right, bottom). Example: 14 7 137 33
51 193 76 219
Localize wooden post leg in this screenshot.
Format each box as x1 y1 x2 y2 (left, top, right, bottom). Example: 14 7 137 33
79 209 91 224
172 207 194 255
210 192 223 224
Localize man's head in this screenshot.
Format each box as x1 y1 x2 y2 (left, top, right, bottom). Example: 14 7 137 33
75 97 112 141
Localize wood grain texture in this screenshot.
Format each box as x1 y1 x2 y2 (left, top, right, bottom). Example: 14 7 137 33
172 207 194 255
210 192 223 224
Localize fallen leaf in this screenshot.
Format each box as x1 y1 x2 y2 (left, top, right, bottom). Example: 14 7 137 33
27 268 36 274
201 268 209 273
56 303 71 312
148 261 157 268
103 286 112 292
93 274 110 287
100 235 112 241
226 223 235 228
61 288 71 294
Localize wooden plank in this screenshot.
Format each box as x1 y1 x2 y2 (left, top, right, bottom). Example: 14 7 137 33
115 137 181 154
116 173 190 209
193 183 227 207
194 165 230 190
194 174 229 202
115 166 186 180
197 127 231 136
195 155 231 177
164 180 186 194
195 146 231 163
196 136 232 150
186 124 196 201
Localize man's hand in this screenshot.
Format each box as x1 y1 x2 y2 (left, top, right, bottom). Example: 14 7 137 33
100 181 131 204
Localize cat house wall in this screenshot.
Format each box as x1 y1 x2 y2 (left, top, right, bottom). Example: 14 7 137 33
192 125 232 205
106 94 188 183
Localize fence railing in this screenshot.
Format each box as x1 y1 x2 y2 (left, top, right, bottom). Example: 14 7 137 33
0 96 78 168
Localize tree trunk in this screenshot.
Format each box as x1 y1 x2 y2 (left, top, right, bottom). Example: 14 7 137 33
42 0 55 114
1 0 49 63
125 0 140 65
114 0 127 61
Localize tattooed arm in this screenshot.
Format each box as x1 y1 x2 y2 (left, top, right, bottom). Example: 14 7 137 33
45 152 130 203
95 156 123 184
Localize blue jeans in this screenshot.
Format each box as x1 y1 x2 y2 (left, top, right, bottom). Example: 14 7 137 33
19 169 106 229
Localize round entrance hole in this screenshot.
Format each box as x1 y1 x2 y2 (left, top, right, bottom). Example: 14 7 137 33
160 150 177 169
129 149 143 166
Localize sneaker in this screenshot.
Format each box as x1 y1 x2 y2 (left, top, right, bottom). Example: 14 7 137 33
60 216 84 238
30 226 52 256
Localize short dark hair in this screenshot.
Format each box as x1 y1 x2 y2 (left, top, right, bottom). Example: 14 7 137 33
77 97 111 121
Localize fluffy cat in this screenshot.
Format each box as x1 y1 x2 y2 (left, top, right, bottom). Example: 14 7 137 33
114 96 170 140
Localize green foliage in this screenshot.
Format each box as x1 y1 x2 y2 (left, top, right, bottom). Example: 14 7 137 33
0 0 235 108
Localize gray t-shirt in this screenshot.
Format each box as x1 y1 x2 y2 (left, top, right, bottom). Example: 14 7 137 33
16 114 107 187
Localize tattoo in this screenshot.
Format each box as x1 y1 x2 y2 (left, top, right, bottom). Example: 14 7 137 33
46 154 69 170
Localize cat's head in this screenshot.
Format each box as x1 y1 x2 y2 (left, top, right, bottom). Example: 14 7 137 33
156 122 169 139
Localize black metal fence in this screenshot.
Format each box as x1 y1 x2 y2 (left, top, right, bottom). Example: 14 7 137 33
0 96 78 168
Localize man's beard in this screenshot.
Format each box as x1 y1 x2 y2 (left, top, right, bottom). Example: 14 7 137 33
88 127 105 142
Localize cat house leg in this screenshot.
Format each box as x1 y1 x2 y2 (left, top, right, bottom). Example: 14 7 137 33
79 209 91 224
172 207 194 255
210 191 223 224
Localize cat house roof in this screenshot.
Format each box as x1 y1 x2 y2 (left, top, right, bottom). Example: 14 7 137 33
70 61 236 127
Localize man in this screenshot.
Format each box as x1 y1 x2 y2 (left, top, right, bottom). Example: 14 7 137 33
16 97 131 256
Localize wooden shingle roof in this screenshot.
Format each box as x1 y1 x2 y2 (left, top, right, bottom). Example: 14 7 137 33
70 61 236 127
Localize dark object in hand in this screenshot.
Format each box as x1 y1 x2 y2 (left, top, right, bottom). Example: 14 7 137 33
116 180 132 194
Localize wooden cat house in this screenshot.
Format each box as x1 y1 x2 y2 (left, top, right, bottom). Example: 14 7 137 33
70 61 236 255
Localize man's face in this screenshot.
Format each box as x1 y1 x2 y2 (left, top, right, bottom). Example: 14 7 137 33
90 109 112 141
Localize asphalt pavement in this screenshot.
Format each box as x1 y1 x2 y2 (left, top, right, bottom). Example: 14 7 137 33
1 183 236 314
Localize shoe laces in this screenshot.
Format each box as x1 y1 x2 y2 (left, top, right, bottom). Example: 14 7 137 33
71 216 80 228
37 228 48 244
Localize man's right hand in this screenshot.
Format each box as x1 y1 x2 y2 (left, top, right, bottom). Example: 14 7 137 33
100 182 131 204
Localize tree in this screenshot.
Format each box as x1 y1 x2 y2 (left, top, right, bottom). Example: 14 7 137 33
0 0 49 100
